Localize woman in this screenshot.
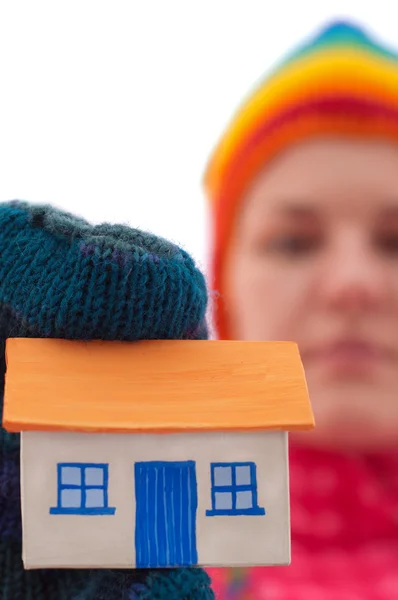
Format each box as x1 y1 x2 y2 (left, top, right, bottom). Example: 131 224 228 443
204 20 398 599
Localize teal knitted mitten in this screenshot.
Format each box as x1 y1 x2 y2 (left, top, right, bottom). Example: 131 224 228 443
0 201 214 600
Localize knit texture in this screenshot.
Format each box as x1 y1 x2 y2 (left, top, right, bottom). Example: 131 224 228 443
203 19 398 339
0 200 214 599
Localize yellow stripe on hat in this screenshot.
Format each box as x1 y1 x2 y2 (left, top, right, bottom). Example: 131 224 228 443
205 47 398 197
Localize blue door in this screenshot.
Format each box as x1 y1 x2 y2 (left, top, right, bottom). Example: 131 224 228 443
134 461 198 568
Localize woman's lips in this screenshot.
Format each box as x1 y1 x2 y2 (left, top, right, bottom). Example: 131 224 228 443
303 340 393 374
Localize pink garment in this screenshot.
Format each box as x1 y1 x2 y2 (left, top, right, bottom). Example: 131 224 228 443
208 444 398 599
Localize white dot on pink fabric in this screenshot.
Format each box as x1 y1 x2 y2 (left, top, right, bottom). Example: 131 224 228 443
259 581 285 599
322 549 352 572
339 593 366 600
359 483 380 506
292 507 312 532
315 510 343 537
289 466 306 495
311 467 339 494
377 575 398 597
296 585 364 600
293 584 331 600
361 543 391 564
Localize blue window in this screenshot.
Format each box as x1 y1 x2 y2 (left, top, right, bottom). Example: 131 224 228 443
50 463 116 516
206 462 265 516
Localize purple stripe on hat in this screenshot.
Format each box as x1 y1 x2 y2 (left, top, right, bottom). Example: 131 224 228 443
0 301 40 338
0 452 22 541
80 242 163 266
184 325 199 339
80 242 96 257
127 583 150 599
145 253 160 264
184 319 208 340
111 249 130 266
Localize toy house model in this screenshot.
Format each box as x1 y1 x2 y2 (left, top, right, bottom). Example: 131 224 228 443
3 338 314 570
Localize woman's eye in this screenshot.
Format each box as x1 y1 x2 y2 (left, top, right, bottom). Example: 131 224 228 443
377 234 398 255
257 234 321 256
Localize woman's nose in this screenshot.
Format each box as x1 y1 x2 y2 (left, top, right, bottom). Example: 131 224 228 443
318 231 392 313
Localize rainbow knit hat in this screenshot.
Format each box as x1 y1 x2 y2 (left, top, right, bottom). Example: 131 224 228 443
204 20 398 340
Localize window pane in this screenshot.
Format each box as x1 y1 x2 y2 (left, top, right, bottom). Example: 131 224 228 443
61 466 81 486
85 488 105 508
213 466 232 487
61 488 81 508
215 491 232 510
236 490 253 510
85 467 104 486
236 465 252 486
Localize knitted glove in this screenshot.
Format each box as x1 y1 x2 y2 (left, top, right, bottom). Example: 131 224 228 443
0 201 214 600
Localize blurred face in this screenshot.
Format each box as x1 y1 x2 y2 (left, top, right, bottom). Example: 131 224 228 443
225 138 398 452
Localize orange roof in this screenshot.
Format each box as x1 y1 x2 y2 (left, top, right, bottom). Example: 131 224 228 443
3 338 314 434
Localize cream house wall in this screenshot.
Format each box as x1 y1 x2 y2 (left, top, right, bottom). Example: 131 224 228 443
21 430 290 569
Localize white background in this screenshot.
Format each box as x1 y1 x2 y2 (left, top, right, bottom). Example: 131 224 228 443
1 1 397 274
